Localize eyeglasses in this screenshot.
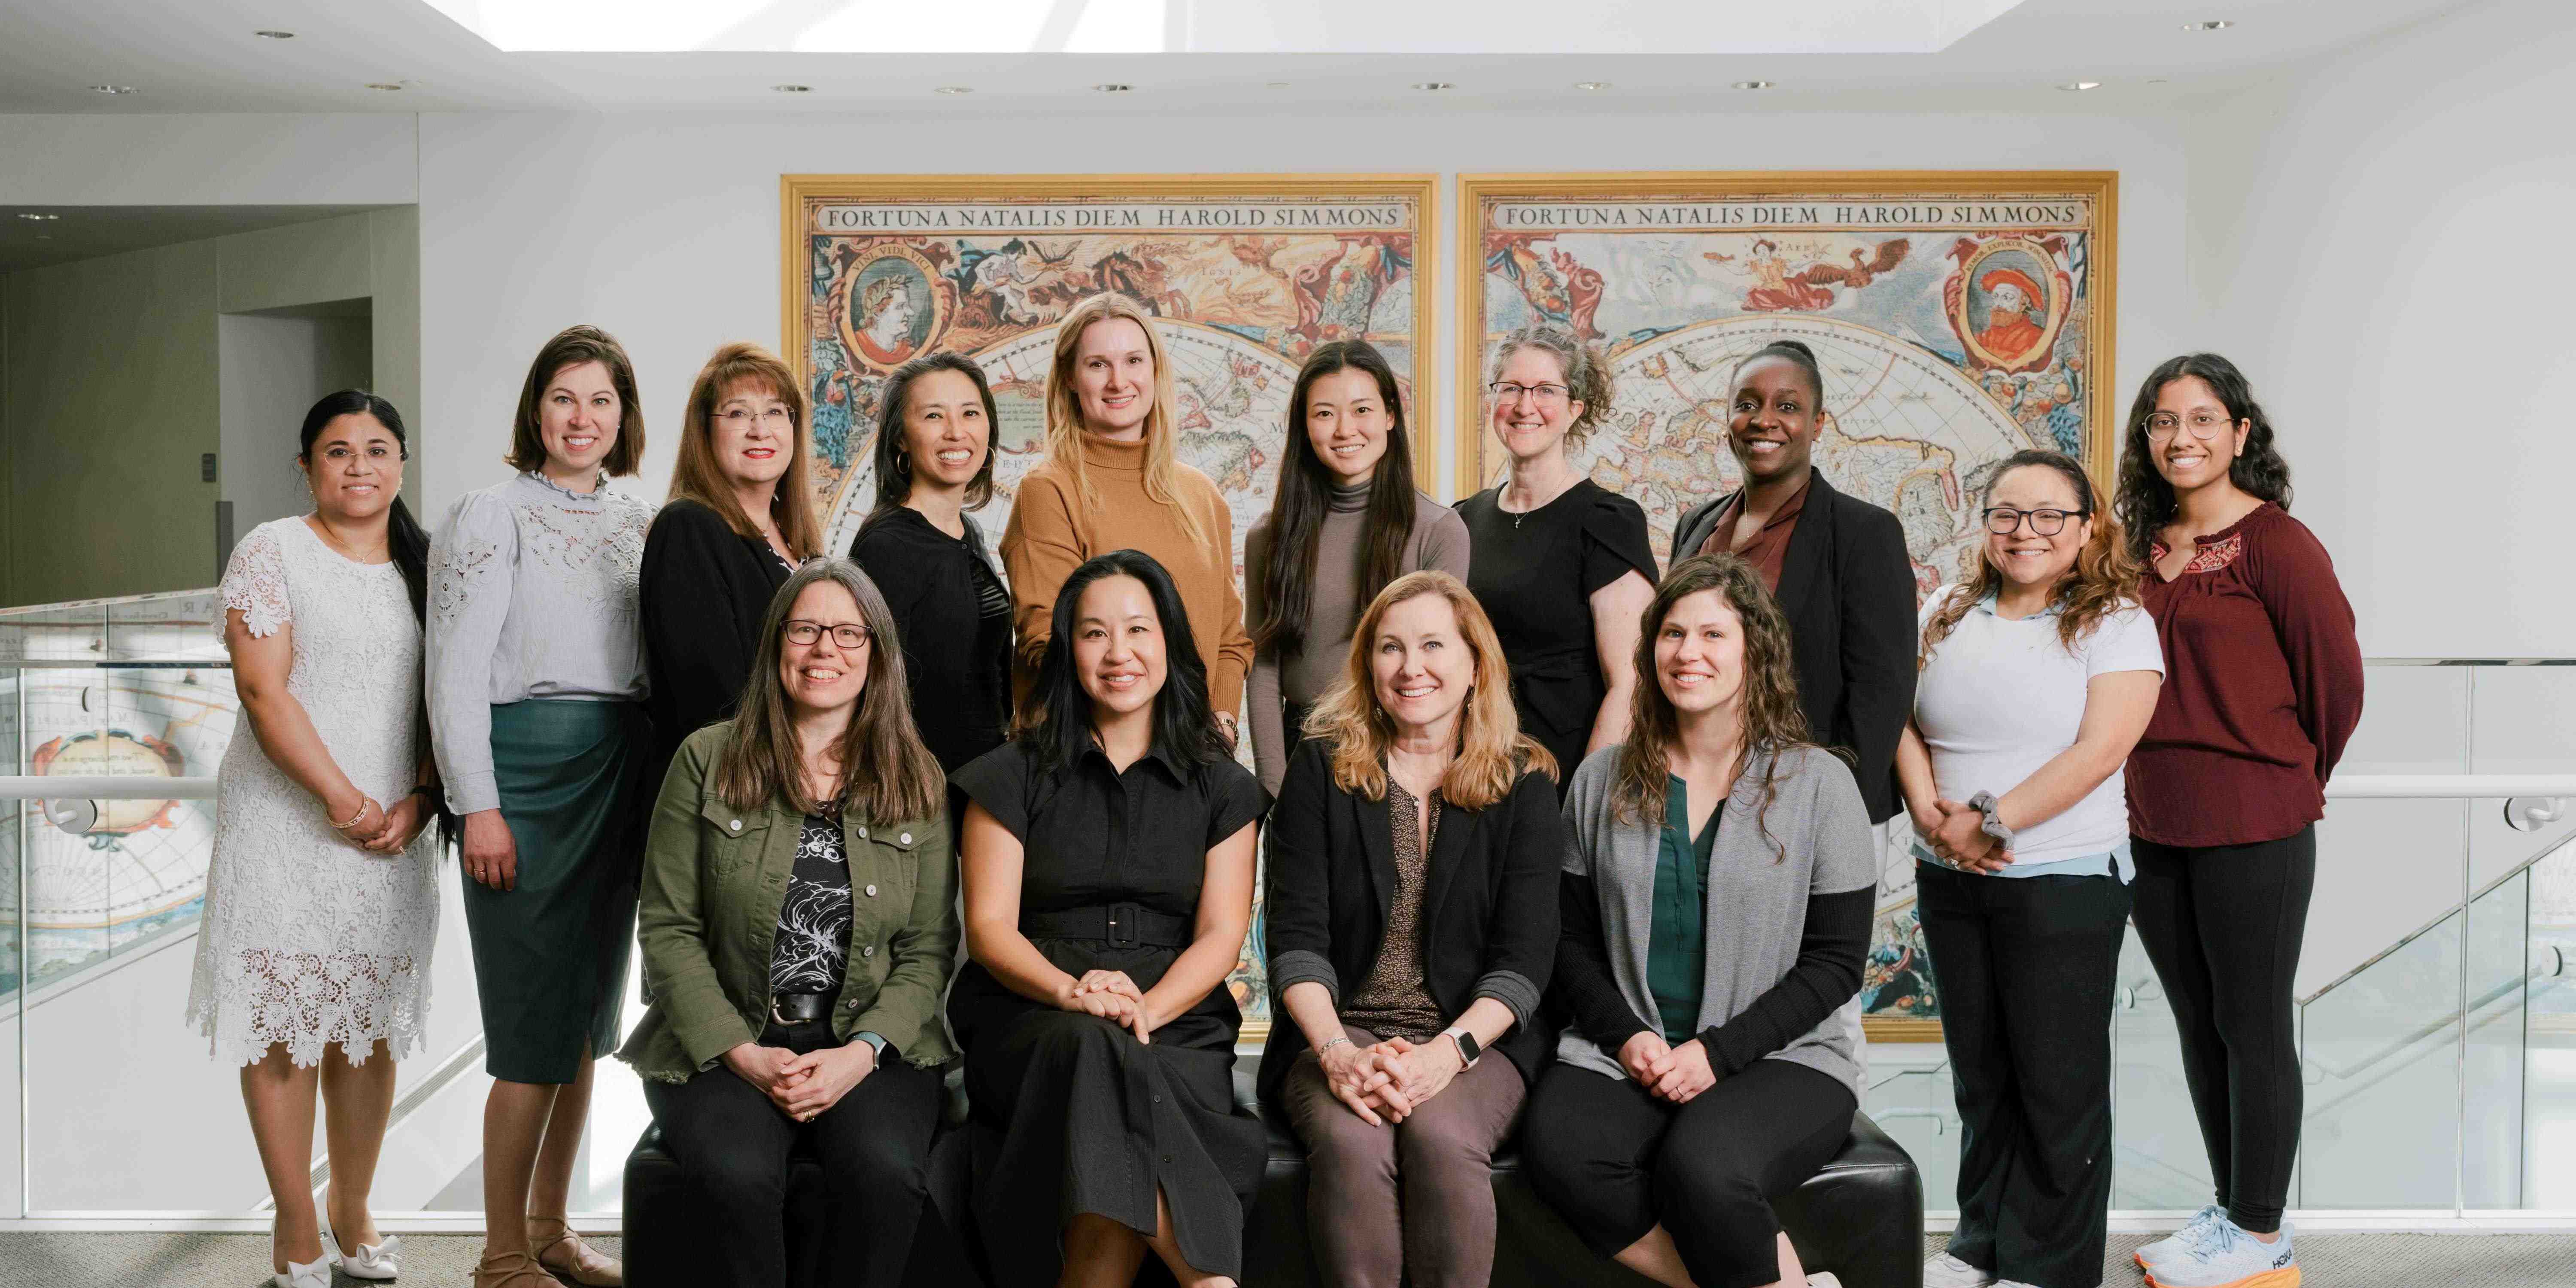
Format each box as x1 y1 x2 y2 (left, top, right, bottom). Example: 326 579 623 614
1984 507 2087 536
718 407 796 430
784 620 872 650
2144 410 2234 440
1487 381 1571 405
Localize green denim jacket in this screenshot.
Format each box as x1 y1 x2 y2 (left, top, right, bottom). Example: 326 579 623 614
617 724 960 1082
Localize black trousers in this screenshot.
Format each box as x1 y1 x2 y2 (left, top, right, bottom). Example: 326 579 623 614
1917 863 2130 1288
2129 826 2315 1235
1522 1059 1856 1288
640 1020 942 1288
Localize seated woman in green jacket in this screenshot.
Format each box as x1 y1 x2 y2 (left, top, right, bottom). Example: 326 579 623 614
619 558 957 1288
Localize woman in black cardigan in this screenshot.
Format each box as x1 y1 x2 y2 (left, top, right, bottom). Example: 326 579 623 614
848 352 1012 775
1667 340 1916 825
642 343 825 773
1261 570 1563 1288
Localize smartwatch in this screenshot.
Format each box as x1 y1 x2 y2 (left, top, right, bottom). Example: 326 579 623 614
1441 1026 1482 1069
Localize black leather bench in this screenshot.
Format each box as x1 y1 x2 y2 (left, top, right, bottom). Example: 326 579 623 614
626 1067 1921 1288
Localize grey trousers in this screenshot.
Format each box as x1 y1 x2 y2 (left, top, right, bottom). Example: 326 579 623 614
1281 1024 1527 1288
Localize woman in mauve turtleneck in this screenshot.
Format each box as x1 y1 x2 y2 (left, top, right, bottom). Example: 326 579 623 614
1000 294 1254 746
1245 340 1470 796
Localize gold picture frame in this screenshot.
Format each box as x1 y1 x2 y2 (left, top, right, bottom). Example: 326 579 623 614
1461 172 2119 1044
783 173 1443 1042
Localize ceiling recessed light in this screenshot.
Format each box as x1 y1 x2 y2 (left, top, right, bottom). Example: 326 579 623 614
17 213 60 221
365 82 404 91
254 29 294 39
2184 19 2233 31
91 85 134 94
1732 80 1775 91
772 84 811 93
1093 83 1132 93
1411 82 1455 91
935 85 973 95
2058 80 2102 91
1574 81 1612 91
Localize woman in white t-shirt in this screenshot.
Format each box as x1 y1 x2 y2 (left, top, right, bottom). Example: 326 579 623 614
1895 449 2163 1288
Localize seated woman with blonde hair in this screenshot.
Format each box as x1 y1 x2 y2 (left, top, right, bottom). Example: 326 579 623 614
1260 570 1564 1288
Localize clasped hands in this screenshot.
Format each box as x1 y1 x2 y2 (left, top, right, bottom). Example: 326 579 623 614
1057 969 1169 1045
1617 1030 1720 1103
1317 1032 1464 1127
1915 797 2015 874
325 788 430 857
724 1040 878 1123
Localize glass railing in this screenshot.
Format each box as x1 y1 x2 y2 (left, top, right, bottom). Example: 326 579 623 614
6 598 2571 1222
1866 657 2576 1219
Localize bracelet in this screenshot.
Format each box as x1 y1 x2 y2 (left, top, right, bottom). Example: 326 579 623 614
333 800 370 829
1318 1036 1353 1054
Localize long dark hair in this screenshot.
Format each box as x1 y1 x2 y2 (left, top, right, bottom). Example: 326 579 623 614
863 351 1000 550
1252 340 1420 656
299 390 431 624
1613 554 1819 860
714 559 945 823
1021 550 1227 775
2113 352 2293 564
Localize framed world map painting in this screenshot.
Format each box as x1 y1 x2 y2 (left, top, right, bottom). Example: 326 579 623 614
782 173 1440 1036
1460 171 2118 1039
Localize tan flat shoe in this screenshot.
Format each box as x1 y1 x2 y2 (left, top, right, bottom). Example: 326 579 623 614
531 1217 623 1287
474 1249 553 1288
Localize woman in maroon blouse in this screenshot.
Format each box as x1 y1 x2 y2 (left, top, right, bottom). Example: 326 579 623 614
2112 353 2361 1288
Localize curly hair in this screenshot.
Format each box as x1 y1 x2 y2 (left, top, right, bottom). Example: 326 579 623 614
2112 352 2293 565
1610 554 1819 860
1301 571 1554 810
1922 450 2141 660
1490 325 1614 445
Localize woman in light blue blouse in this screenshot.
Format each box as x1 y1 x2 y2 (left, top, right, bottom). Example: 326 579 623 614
426 324 655 1288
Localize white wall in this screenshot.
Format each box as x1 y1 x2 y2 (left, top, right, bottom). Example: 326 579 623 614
2186 0 2576 659
411 107 2195 514
218 310 375 553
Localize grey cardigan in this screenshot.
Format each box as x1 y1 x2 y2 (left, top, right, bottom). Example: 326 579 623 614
1553 742 1878 1097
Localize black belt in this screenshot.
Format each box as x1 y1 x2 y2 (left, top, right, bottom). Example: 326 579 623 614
1023 902 1191 949
770 991 833 1024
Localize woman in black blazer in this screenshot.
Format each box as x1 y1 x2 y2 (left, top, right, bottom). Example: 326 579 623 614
1668 340 1916 824
848 352 1012 775
642 343 825 773
1261 570 1563 1288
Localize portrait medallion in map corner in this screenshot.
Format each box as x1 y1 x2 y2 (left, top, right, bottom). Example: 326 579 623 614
1947 238 2073 376
835 244 948 374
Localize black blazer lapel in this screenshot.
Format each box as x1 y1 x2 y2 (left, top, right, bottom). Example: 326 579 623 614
1774 468 1832 630
1418 797 1479 952
1352 788 1397 926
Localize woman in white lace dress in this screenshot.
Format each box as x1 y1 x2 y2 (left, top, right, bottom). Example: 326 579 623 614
186 391 443 1288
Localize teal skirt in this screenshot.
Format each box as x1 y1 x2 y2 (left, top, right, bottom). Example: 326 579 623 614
464 699 654 1084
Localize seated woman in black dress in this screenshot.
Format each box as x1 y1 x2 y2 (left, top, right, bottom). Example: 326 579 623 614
948 549 1270 1288
1524 555 1875 1288
1261 570 1563 1288
620 558 957 1288
848 352 1012 775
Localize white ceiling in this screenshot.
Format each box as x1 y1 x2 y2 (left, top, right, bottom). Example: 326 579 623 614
0 0 2480 115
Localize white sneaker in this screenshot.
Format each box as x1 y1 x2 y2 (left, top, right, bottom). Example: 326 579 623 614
270 1250 330 1288
2143 1218 2297 1288
2136 1204 2227 1269
331 1226 402 1280
1925 1250 1996 1287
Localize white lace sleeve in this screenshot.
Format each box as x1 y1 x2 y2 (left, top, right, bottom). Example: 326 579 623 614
219 523 294 638
426 491 515 815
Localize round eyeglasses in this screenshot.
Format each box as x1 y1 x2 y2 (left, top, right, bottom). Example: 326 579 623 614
2144 410 2234 440
1983 507 2086 537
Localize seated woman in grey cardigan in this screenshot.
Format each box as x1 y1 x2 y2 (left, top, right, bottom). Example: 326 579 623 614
1525 554 1875 1288
1261 570 1563 1288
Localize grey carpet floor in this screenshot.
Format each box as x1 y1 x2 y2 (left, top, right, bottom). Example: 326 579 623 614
3 1231 2573 1286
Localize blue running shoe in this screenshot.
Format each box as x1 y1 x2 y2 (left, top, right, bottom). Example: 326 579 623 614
2135 1205 2226 1270
2145 1218 2297 1288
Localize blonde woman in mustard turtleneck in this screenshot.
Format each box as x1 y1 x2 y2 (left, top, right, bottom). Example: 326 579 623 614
1001 294 1254 744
